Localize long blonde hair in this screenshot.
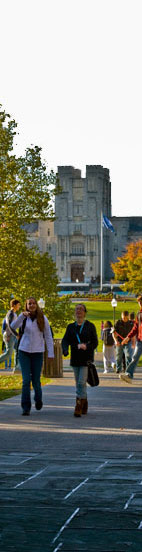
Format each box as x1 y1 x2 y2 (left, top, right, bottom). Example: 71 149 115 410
25 297 45 333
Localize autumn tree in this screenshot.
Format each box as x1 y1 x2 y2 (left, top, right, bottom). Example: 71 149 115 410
111 240 142 295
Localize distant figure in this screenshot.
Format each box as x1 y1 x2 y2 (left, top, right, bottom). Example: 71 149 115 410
0 299 20 369
112 311 133 375
120 297 142 383
100 321 104 340
129 312 136 350
102 321 116 374
1 318 11 369
122 312 135 372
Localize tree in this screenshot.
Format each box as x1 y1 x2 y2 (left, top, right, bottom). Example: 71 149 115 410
111 240 142 295
0 106 72 329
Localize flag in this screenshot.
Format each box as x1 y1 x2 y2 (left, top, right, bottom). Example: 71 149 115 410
103 214 114 233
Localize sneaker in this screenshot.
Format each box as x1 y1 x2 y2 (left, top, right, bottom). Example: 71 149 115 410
103 370 108 374
22 410 30 416
116 369 121 374
120 373 132 384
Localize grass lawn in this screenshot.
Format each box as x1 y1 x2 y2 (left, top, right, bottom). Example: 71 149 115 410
55 299 138 352
0 299 141 390
0 374 51 401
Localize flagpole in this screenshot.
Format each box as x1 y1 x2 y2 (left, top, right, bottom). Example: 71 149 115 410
100 211 103 291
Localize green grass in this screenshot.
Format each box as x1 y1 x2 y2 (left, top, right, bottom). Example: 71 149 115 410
0 374 51 401
0 299 140 378
55 299 138 352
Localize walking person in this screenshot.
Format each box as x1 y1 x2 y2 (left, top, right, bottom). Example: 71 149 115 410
0 299 20 370
100 321 104 340
62 303 98 417
102 321 116 374
10 297 54 415
112 311 133 375
129 312 136 351
1 318 12 370
120 296 142 383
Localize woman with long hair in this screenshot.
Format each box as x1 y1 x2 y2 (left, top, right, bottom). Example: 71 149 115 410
11 297 54 415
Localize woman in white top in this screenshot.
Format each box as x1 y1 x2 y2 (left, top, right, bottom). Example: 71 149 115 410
11 297 54 416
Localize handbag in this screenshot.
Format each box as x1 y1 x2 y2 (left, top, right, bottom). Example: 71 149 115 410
87 361 99 387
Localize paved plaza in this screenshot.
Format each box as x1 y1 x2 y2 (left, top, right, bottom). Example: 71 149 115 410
0 367 142 551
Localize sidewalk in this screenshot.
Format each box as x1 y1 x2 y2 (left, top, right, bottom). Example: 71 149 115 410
1 368 142 551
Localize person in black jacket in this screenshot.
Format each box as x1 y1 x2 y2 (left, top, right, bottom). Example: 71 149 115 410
62 303 98 417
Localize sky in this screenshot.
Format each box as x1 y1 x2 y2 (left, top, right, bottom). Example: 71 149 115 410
1 0 142 217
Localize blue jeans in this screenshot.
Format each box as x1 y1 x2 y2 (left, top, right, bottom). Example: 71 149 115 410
0 335 16 366
126 341 142 379
116 342 132 373
73 366 88 399
19 350 43 412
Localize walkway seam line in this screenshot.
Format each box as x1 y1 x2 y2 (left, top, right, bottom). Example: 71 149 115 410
124 493 135 510
95 460 108 471
52 507 80 545
53 543 63 552
63 477 89 500
17 457 33 465
13 466 48 489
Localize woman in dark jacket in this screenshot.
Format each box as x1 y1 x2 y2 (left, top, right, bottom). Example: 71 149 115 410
62 304 98 417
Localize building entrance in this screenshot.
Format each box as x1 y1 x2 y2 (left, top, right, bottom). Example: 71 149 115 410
71 264 84 282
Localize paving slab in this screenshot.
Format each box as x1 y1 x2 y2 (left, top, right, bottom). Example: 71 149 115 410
0 368 142 551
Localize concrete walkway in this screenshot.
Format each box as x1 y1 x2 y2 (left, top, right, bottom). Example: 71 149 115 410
0 367 142 551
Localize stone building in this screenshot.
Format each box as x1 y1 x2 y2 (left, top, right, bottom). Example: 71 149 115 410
25 220 56 264
55 165 111 282
26 165 142 283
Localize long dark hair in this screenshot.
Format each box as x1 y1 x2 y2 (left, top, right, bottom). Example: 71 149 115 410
25 297 45 332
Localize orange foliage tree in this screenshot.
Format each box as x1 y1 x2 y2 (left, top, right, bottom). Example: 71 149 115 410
111 240 142 295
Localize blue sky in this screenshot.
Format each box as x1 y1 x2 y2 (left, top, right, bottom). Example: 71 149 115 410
1 0 142 216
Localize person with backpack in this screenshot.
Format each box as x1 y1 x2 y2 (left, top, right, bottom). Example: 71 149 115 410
1 318 12 369
10 296 54 415
120 296 142 383
102 320 116 374
112 311 133 375
0 299 20 369
62 303 98 417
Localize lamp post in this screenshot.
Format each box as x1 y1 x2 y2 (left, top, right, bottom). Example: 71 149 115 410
38 298 45 309
111 298 117 324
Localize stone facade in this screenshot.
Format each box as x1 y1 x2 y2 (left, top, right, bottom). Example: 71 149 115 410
25 220 56 264
26 165 142 283
55 165 112 282
108 217 142 279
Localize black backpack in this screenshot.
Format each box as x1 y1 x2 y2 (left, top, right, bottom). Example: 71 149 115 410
103 328 114 346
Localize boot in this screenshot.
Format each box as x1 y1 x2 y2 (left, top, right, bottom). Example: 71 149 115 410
74 398 82 417
81 398 88 415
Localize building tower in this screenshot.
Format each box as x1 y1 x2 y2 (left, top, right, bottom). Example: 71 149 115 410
55 165 111 283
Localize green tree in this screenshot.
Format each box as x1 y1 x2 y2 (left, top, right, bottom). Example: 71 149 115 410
0 106 72 328
111 240 142 295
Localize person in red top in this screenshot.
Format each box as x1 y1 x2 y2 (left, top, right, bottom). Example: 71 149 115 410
120 296 142 383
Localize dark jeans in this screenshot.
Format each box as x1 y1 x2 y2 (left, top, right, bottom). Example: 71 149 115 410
18 350 43 412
